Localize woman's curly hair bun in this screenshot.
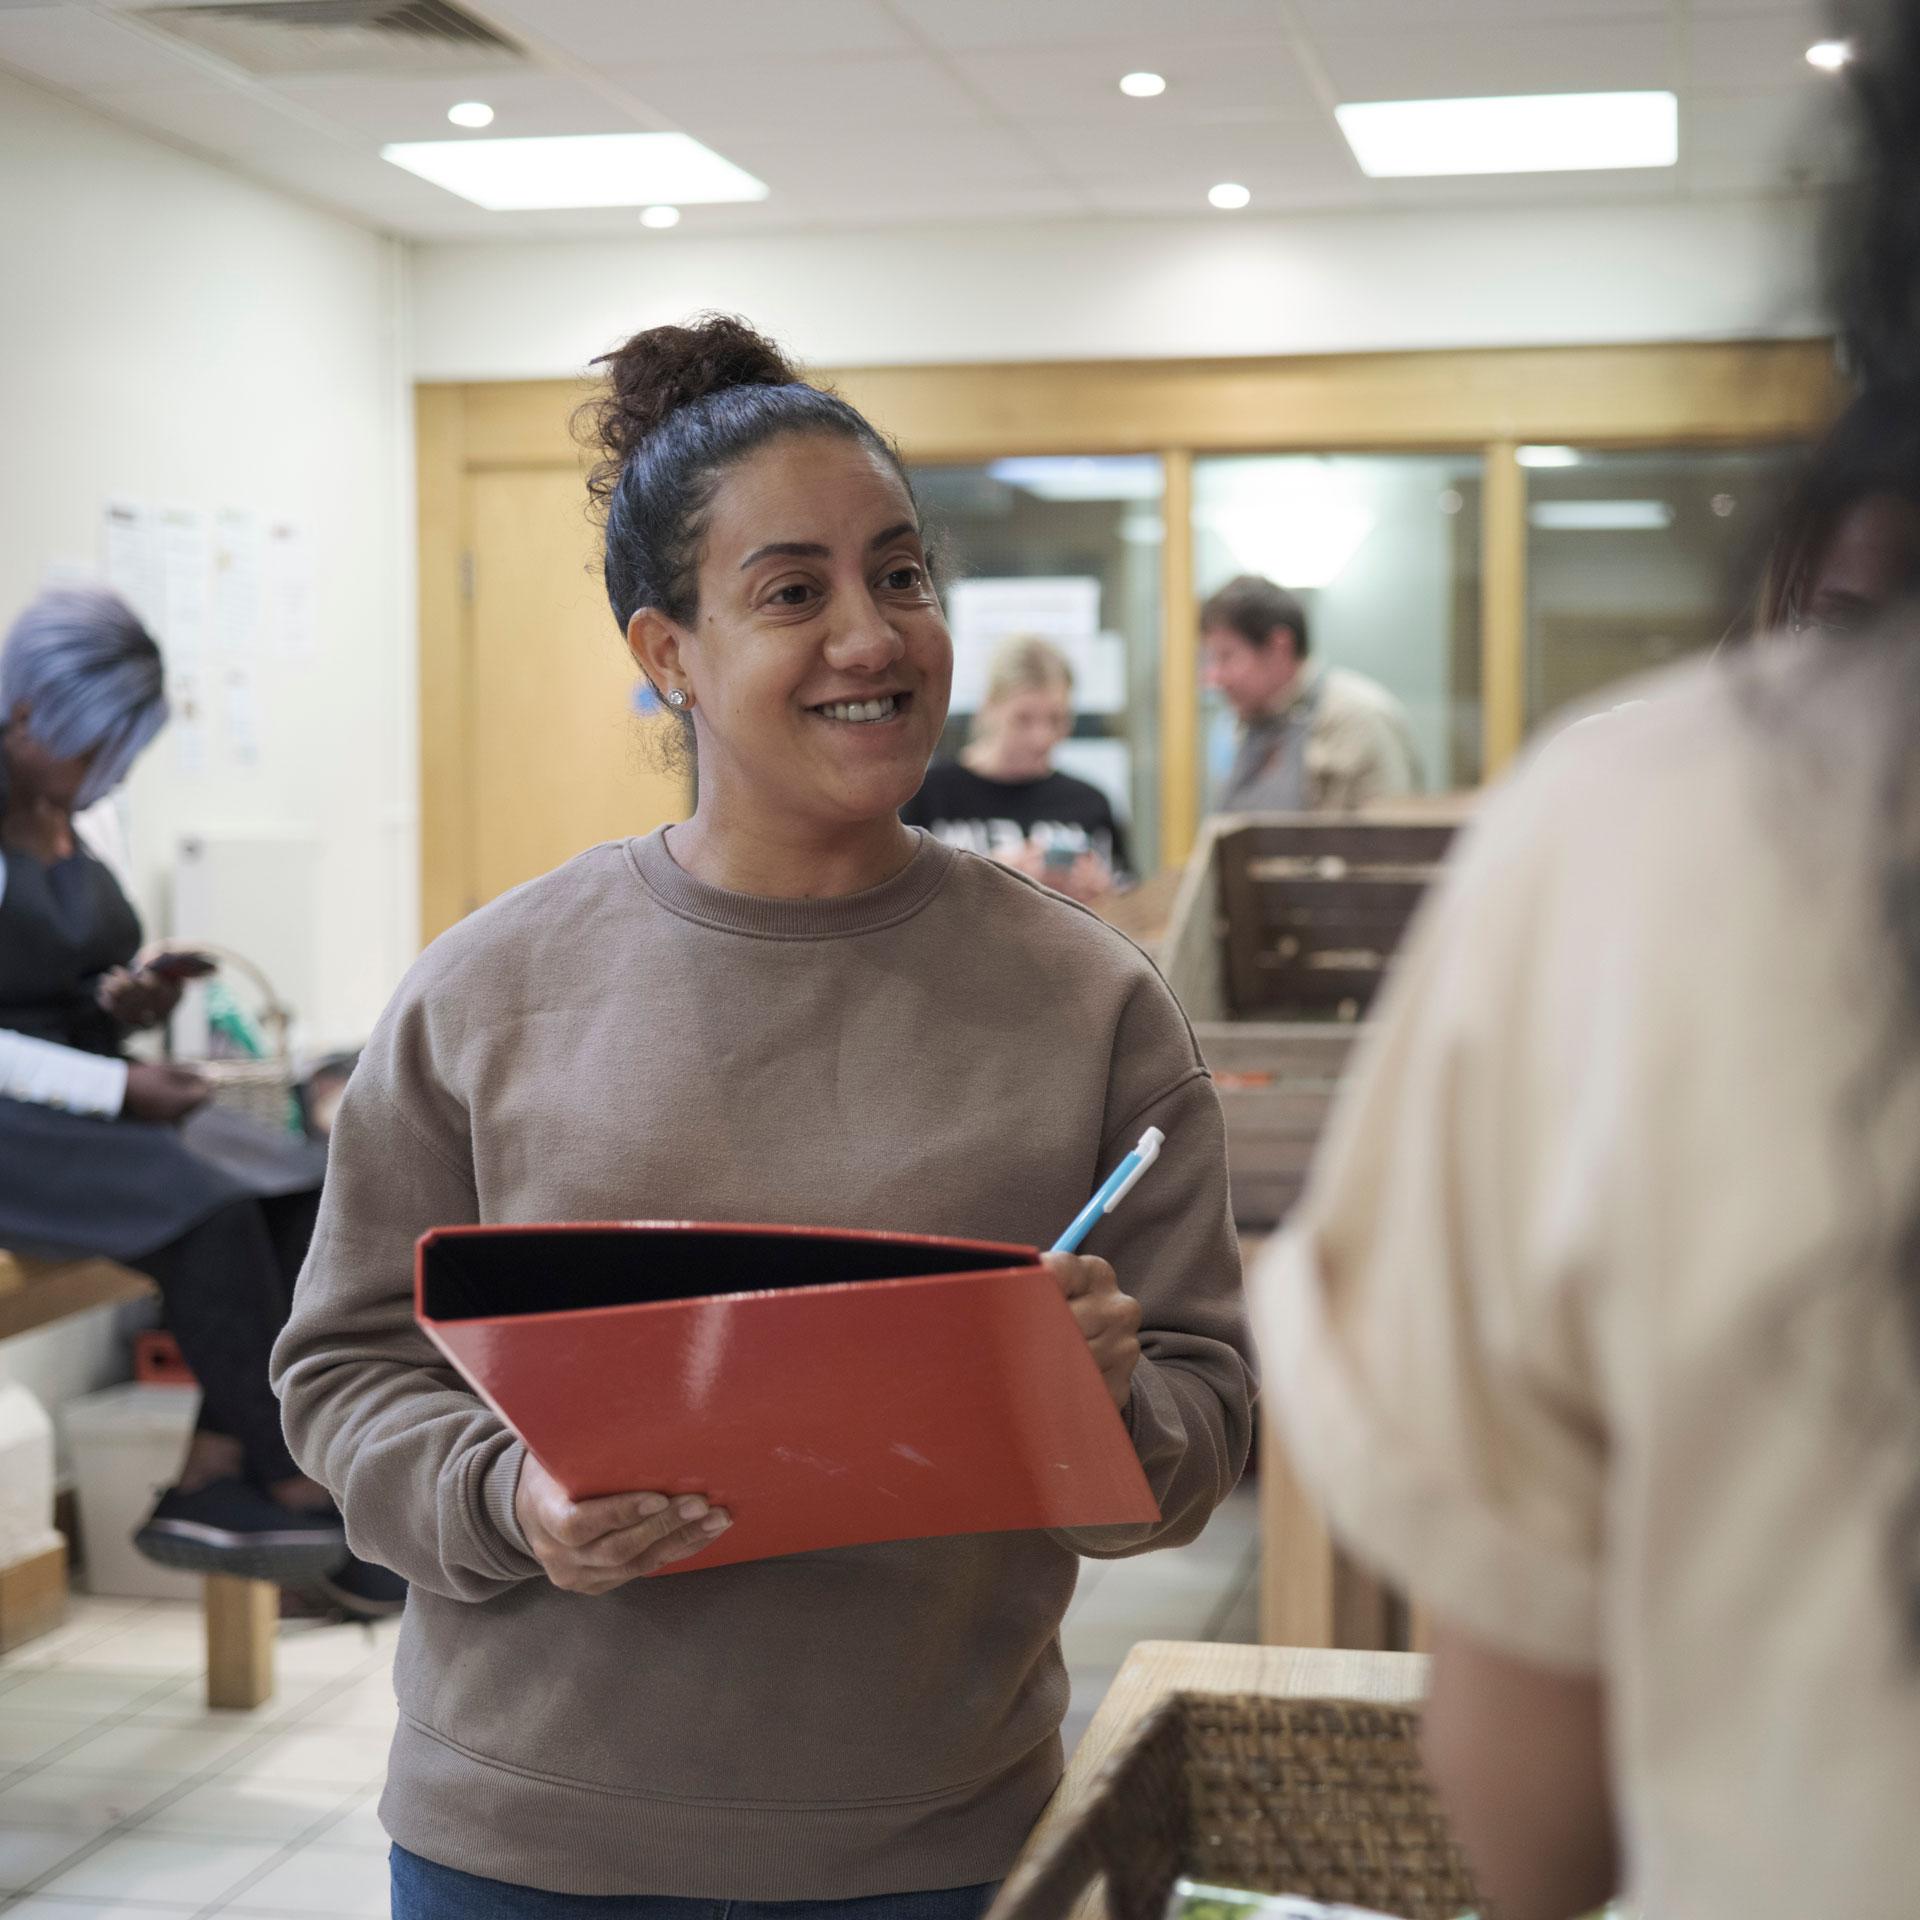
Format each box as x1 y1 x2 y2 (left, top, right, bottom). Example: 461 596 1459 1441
583 314 800 498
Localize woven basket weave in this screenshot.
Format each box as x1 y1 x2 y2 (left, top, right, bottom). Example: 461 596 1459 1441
143 940 300 1134
990 1694 1481 1920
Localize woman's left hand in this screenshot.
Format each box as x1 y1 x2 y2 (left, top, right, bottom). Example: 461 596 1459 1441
1044 1252 1143 1412
96 966 184 1030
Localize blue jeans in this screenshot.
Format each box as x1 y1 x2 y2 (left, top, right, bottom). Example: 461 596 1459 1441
390 1846 998 1920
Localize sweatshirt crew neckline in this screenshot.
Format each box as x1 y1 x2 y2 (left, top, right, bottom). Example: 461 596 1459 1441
626 826 956 941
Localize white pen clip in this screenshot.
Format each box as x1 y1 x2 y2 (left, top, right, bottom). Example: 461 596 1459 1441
1102 1127 1165 1213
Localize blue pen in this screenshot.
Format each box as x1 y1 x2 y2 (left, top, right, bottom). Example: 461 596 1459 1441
1051 1127 1167 1254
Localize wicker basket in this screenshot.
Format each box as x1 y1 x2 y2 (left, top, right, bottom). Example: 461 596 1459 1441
142 939 301 1134
990 1694 1481 1920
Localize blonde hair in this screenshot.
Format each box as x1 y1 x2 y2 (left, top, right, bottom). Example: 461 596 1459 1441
970 635 1073 744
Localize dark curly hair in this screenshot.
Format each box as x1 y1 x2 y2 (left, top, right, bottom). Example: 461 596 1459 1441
577 313 919 659
1803 0 1920 1648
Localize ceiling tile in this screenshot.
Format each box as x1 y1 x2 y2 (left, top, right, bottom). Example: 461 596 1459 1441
1685 85 1850 187
1685 7 1844 89
1027 119 1358 188
1311 17 1678 101
887 0 1289 53
83 80 326 152
0 5 216 90
1373 164 1681 206
261 67 649 140
1086 176 1376 216
951 39 1318 125
609 53 989 132
227 134 508 231
711 126 1057 194
1293 0 1668 22
767 182 1093 226
483 0 912 65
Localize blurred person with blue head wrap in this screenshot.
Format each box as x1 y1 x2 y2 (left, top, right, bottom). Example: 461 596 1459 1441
0 587 399 1618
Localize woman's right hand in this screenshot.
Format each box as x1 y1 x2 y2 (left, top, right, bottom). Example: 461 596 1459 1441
512 1451 731 1594
122 1062 212 1124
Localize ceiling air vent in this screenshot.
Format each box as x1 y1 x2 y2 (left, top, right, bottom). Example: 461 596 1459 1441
131 0 524 75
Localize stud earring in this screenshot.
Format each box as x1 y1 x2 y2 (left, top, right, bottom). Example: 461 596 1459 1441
665 688 688 709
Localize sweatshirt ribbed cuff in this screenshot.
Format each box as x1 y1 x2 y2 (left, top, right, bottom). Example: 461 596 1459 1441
478 1440 543 1582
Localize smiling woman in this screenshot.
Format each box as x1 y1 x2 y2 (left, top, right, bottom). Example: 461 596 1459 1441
583 317 952 900
271 314 1255 1917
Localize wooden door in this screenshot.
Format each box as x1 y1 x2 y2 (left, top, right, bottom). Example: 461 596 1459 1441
467 466 688 907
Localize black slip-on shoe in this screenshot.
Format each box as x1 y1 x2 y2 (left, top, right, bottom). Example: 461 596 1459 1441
309 1553 407 1621
133 1479 348 1584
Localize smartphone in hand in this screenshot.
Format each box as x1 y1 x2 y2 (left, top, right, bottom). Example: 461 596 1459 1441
143 950 216 982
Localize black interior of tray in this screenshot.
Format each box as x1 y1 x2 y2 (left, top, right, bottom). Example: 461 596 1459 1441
421 1226 1031 1321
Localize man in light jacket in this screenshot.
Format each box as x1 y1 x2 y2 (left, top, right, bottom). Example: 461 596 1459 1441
1201 574 1421 813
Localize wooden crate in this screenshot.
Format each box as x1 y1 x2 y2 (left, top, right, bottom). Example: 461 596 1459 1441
1162 811 1463 1230
1160 811 1469 1661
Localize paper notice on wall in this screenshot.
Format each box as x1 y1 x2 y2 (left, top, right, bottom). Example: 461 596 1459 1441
1059 632 1129 716
264 519 316 663
158 506 210 677
212 509 262 657
172 672 208 776
222 666 261 767
944 576 1101 713
102 499 162 632
42 557 99 592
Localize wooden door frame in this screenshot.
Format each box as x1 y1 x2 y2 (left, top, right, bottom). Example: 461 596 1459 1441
418 337 1843 942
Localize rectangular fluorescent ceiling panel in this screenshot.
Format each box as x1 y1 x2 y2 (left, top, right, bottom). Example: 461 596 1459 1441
1530 501 1675 532
1336 91 1678 178
381 133 768 209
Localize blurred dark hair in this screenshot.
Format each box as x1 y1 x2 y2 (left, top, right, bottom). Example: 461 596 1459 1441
1754 0 1920 636
1198 574 1312 660
1804 0 1920 1648
1755 389 1920 632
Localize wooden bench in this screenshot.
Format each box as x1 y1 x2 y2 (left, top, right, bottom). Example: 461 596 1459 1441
0 1251 279 1708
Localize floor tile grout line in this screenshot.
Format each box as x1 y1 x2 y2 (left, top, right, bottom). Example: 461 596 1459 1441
2 1632 395 1910
1198 1535 1262 1644
1 1665 207 1781
0 1609 169 1691
190 1778 383 1919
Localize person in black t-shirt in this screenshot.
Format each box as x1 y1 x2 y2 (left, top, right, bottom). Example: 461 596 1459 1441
901 635 1130 905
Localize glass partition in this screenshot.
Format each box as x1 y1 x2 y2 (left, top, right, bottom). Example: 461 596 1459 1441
1192 453 1486 800
909 457 1165 873
1523 444 1806 732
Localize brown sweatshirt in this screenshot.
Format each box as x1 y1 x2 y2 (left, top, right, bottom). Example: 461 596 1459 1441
271 828 1254 1900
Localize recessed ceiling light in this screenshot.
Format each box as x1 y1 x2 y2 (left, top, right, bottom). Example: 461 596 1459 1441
1208 182 1252 210
1336 91 1678 178
1530 500 1676 532
1806 38 1854 70
447 101 494 129
1120 72 1167 98
381 133 769 211
640 205 681 229
1516 445 1582 468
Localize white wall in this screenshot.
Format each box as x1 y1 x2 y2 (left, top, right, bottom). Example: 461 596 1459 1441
0 70 411 1436
0 69 414 1053
412 194 1825 381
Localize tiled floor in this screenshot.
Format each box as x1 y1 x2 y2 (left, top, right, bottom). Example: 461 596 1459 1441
0 1486 1257 1917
